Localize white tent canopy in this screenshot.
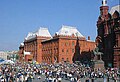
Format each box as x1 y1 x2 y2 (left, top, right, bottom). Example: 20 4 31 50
0 60 14 64
24 51 31 55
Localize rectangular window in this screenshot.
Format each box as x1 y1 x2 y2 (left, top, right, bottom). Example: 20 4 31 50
66 49 68 54
62 49 64 52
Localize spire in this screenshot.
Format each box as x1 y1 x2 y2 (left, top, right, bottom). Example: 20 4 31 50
102 0 107 6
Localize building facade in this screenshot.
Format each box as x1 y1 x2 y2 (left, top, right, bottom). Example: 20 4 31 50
19 25 96 64
96 0 120 68
42 26 95 64
23 28 52 63
0 51 18 61
0 51 9 60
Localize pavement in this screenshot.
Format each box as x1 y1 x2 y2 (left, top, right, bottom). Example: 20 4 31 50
32 75 119 82
32 75 69 82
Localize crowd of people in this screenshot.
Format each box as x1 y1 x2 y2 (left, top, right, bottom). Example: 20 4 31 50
0 62 119 82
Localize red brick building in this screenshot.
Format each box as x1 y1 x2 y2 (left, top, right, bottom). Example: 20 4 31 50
96 0 120 68
42 25 95 64
23 28 51 63
19 25 96 64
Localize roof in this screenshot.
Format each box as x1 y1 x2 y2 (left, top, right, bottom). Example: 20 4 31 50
87 40 95 42
25 27 52 40
110 5 120 15
56 25 85 37
20 43 24 46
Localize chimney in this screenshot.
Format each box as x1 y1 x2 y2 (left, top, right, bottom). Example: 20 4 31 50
88 36 90 40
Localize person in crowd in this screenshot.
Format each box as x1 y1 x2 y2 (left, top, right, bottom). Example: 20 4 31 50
0 62 119 82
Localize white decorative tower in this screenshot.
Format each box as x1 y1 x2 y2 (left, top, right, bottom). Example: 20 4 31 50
102 0 107 6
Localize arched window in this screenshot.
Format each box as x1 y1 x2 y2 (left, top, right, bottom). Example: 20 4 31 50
72 49 74 53
66 58 69 62
62 58 64 61
72 41 74 46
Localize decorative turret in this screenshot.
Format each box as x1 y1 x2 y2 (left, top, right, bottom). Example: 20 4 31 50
100 0 109 20
102 0 107 6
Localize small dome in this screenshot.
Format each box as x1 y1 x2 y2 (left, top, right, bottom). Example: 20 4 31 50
20 43 24 46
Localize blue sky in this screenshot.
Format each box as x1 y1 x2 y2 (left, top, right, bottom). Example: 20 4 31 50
0 0 119 51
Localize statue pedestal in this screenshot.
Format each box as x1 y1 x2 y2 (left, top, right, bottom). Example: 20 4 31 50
93 46 105 70
93 60 105 70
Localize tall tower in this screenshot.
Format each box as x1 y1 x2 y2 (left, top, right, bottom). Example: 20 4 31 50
97 0 109 52
96 0 115 68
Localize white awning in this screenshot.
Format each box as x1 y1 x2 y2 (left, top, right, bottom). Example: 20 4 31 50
24 51 31 55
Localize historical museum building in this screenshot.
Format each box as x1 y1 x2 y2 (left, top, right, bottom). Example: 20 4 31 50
19 25 96 64
96 0 120 68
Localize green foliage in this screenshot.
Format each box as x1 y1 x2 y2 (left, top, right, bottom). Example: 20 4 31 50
15 54 19 60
